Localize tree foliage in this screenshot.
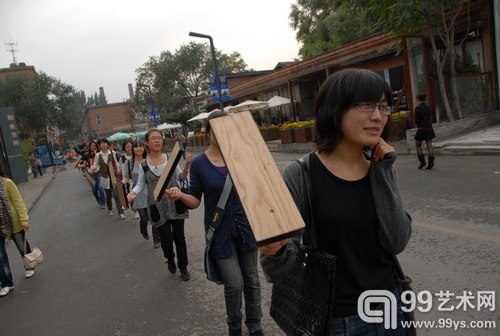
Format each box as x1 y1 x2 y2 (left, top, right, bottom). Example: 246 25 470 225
134 41 248 124
289 0 379 59
369 0 471 120
0 71 84 143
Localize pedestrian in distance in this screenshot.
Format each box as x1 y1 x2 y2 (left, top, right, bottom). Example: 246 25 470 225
259 68 412 335
35 156 43 176
122 140 160 248
28 153 38 178
176 131 187 159
414 92 436 169
166 111 264 336
0 166 37 279
88 138 126 219
78 141 106 208
127 129 191 281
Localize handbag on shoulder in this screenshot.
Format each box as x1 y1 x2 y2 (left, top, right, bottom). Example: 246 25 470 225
0 178 13 238
394 256 417 336
203 175 233 285
270 157 337 336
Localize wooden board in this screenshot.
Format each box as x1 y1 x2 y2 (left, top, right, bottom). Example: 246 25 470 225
108 161 128 209
74 155 82 169
83 170 96 185
153 142 184 201
209 111 305 246
116 179 129 209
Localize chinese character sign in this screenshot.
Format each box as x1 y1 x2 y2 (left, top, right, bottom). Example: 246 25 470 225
0 107 28 183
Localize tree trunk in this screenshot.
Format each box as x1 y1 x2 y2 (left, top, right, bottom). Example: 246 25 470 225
448 7 464 120
430 36 454 121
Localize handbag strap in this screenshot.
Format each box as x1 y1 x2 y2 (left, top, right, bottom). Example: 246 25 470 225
205 175 233 246
293 154 319 249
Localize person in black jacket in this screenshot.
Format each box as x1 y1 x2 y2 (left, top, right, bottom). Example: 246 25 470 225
414 93 436 169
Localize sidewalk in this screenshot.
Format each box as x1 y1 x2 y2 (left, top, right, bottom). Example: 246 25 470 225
17 170 57 213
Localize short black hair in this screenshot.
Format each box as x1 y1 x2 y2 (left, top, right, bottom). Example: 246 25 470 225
314 68 393 154
97 138 109 145
416 93 427 101
205 111 228 134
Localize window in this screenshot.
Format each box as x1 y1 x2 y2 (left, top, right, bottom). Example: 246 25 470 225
96 114 102 125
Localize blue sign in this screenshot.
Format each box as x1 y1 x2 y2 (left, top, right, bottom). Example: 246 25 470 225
148 107 161 124
209 75 230 102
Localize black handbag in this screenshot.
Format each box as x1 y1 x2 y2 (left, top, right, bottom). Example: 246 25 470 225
394 256 417 336
270 157 337 336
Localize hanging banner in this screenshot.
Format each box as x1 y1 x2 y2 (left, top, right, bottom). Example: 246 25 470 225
209 75 230 102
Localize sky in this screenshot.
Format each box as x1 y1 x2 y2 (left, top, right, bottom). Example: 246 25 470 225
1 0 301 103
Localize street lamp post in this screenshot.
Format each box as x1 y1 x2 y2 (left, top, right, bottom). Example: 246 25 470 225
188 32 225 111
137 83 157 128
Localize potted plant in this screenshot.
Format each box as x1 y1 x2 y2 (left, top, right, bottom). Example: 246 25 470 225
279 122 296 144
259 124 280 141
293 120 315 143
388 111 408 141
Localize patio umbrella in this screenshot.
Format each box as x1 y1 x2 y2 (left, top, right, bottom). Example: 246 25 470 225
107 132 132 141
226 100 268 113
187 112 211 122
133 131 148 137
267 96 291 108
156 123 182 130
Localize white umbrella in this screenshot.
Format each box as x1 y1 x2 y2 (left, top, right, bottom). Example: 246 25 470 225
187 112 211 122
267 96 291 108
156 123 182 130
226 100 268 113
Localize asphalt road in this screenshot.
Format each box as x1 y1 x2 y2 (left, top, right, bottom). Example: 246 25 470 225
1 153 499 336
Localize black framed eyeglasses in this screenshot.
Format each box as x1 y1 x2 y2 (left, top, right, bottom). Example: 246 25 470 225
356 103 392 116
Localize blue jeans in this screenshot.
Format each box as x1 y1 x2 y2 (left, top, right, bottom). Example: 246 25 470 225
331 290 405 336
91 172 105 206
0 238 13 288
216 227 262 332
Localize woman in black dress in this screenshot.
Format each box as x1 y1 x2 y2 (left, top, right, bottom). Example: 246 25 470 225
414 93 436 169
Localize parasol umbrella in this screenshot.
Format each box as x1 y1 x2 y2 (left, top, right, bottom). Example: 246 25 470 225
133 131 148 137
226 100 268 113
156 123 182 130
187 112 211 122
107 132 132 141
267 96 291 108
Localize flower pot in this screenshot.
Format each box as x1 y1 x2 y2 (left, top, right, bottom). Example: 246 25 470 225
388 119 407 141
260 130 270 142
294 127 312 143
268 128 280 140
280 129 295 144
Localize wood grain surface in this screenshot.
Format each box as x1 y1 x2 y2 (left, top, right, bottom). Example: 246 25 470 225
153 142 183 201
209 111 304 245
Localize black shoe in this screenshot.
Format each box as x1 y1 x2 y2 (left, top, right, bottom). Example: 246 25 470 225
143 234 149 240
250 330 264 336
166 260 177 274
180 268 190 281
228 329 242 336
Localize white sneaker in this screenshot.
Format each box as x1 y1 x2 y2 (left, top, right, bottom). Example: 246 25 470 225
134 211 140 219
119 214 126 220
108 211 114 216
25 270 35 278
0 286 14 297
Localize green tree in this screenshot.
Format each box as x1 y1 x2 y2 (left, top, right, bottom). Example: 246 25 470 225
134 41 248 125
369 0 471 120
0 71 84 144
289 0 379 59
